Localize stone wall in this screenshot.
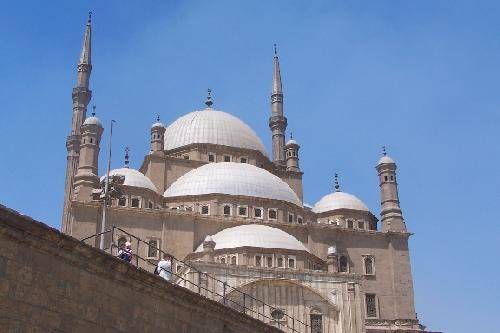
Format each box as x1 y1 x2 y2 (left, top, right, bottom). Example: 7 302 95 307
0 204 281 333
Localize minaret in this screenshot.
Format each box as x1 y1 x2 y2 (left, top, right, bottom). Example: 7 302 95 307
376 147 406 232
269 44 287 165
151 115 166 152
285 133 300 171
73 107 103 201
62 12 93 233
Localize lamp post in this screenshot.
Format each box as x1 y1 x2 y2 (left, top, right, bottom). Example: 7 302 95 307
100 119 116 250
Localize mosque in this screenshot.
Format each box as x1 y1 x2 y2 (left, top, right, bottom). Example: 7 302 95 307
61 14 427 333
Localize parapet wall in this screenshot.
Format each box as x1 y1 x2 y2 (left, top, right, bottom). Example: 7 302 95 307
0 204 281 333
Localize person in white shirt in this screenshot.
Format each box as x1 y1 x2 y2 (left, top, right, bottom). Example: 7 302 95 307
156 254 172 281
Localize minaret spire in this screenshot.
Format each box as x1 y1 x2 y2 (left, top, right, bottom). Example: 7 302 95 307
62 12 95 234
77 11 92 89
269 44 287 165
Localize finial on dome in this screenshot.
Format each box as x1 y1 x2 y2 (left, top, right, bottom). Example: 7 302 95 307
124 147 130 168
274 43 278 56
290 132 293 139
92 105 96 117
382 145 387 156
87 11 92 24
156 114 160 122
334 173 341 192
205 88 213 108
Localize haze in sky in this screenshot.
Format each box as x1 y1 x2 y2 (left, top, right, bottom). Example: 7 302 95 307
1 1 498 332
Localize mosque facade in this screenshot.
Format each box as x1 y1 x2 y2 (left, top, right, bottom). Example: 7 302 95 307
61 14 427 333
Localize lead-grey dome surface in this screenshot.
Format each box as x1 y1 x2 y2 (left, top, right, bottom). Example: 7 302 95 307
163 162 302 206
163 109 267 155
195 224 309 252
313 191 370 213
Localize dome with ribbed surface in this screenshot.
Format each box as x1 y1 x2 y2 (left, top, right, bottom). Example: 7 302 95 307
313 191 369 213
163 109 267 155
100 168 158 193
164 162 302 206
195 224 309 252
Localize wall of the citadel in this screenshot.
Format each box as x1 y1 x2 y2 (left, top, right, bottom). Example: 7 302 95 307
0 205 282 333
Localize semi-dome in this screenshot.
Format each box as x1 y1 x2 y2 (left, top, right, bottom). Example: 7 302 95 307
313 191 369 213
83 115 102 127
163 109 267 156
100 168 158 193
164 162 302 206
195 224 309 252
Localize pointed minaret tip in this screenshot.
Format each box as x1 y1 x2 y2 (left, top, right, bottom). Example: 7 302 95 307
382 145 387 156
92 105 96 117
79 11 92 67
205 88 213 108
272 44 282 95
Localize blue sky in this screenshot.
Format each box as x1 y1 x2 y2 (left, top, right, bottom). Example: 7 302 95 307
1 1 498 331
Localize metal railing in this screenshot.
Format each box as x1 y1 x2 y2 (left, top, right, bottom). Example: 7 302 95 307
81 225 311 333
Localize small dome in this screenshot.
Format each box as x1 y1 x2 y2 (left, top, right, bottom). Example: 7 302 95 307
100 168 158 193
164 162 302 206
163 109 267 156
286 138 299 147
313 191 369 213
378 155 395 165
83 116 102 127
151 121 165 129
195 224 309 252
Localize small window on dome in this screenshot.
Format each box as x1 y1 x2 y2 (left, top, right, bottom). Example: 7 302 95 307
277 257 284 268
90 138 93 144
384 176 388 181
347 220 354 229
358 221 365 230
118 197 127 207
230 255 237 265
254 207 263 219
220 257 226 264
131 197 140 208
255 255 262 267
208 153 215 162
288 257 296 269
223 205 231 216
288 213 294 223
148 201 153 209
224 155 231 162
238 206 248 217
268 209 277 220
266 256 273 268
240 157 248 163
201 205 209 215
183 155 189 160
390 175 394 181
297 216 303 224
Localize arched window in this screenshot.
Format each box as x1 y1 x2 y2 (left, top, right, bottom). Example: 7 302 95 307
230 256 237 265
147 239 158 258
364 256 375 275
339 255 348 273
223 205 231 216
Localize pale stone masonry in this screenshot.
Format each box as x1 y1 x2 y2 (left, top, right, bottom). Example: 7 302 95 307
59 14 437 333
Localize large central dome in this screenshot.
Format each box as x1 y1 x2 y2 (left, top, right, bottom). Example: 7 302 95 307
163 109 267 156
164 162 302 206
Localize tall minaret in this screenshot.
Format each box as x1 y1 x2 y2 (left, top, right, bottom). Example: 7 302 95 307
62 12 93 233
376 147 407 232
269 44 287 165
